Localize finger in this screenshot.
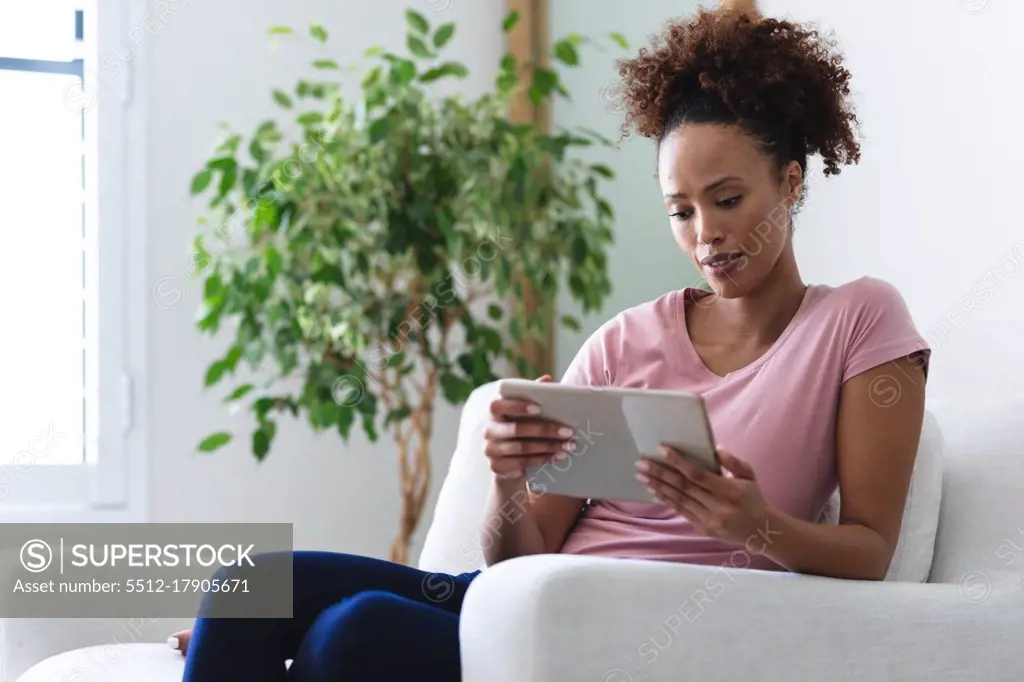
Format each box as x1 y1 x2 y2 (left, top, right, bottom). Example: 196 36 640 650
485 419 574 442
536 374 554 382
659 446 732 496
486 438 567 458
673 479 728 514
490 453 562 475
168 629 191 655
649 482 710 525
641 461 725 515
490 398 543 419
636 456 689 493
717 449 756 480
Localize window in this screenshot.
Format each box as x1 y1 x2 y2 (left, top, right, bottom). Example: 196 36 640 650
0 0 142 519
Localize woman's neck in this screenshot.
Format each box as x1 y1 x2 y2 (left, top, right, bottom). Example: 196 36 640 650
703 252 806 347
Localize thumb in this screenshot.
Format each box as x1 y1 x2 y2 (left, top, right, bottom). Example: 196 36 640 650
718 449 755 480
536 374 554 383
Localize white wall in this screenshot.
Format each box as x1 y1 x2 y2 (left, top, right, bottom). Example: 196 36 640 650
143 0 505 559
552 0 1024 408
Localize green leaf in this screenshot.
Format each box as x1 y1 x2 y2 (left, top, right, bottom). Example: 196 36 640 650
217 162 238 195
205 360 228 387
207 156 235 171
313 59 339 69
309 23 328 43
561 314 582 332
406 9 429 35
272 89 293 109
248 138 265 164
337 405 355 439
267 26 293 36
609 32 629 50
502 10 519 32
419 62 468 82
440 373 474 403
529 67 559 106
264 244 283 275
225 383 255 403
203 272 224 302
590 163 614 179
296 111 324 127
553 40 579 66
384 406 412 426
407 34 433 59
389 59 417 86
487 303 503 320
509 317 522 342
253 422 274 460
369 117 390 143
433 23 455 49
197 432 232 453
190 169 213 195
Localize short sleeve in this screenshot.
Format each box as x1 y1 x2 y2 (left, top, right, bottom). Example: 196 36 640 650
842 278 931 384
558 318 619 387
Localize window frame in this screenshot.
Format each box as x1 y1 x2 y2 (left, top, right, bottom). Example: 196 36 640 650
0 0 147 523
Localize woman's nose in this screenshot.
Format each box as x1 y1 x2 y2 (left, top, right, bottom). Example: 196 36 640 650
693 215 726 246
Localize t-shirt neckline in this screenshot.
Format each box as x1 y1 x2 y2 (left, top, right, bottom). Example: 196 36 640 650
673 286 816 382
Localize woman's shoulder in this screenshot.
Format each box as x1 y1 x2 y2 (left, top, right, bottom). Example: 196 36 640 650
568 290 681 358
810 276 915 322
594 289 682 337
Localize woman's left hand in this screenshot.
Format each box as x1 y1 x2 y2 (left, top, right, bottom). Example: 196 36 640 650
635 446 772 548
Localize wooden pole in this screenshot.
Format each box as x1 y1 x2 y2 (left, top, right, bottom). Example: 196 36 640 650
506 0 554 378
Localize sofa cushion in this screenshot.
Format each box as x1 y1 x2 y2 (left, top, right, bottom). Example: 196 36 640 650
15 644 184 682
418 382 500 574
419 382 945 583
925 395 1024 592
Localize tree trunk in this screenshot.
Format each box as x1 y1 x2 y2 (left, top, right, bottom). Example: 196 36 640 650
388 391 434 565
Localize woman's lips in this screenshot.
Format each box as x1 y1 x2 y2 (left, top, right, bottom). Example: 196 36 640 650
702 253 746 278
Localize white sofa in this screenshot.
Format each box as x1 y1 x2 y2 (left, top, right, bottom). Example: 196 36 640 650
8 383 1024 681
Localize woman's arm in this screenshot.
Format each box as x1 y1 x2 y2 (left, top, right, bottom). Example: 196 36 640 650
481 478 585 564
637 352 927 581
760 353 927 579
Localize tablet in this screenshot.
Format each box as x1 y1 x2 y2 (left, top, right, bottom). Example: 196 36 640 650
496 379 720 504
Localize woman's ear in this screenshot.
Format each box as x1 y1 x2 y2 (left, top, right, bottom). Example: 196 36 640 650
784 160 803 204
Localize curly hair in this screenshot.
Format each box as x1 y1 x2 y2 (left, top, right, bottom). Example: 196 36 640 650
617 7 861 177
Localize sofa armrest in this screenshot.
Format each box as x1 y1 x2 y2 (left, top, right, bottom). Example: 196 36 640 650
459 554 1023 682
1 617 193 682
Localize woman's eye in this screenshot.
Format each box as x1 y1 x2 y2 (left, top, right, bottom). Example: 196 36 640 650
718 195 742 208
669 209 693 220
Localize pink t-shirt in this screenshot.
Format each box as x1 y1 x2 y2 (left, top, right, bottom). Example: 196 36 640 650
556 277 931 571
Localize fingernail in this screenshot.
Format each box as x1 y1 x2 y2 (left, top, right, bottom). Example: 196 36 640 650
558 427 573 437
167 636 179 650
526 404 541 415
635 473 649 484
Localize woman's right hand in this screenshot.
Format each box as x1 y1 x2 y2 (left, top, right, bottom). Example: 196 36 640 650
483 375 575 482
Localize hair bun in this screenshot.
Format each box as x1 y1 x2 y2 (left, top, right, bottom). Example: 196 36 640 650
615 7 861 177
719 0 761 18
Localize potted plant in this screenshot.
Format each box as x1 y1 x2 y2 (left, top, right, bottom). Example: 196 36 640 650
187 7 623 563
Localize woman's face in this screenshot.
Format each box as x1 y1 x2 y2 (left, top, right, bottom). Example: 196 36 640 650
658 123 801 298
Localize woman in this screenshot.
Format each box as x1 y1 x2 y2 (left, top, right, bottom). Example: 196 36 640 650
176 4 930 680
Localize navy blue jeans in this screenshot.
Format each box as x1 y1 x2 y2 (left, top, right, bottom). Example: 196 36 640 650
182 551 481 682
